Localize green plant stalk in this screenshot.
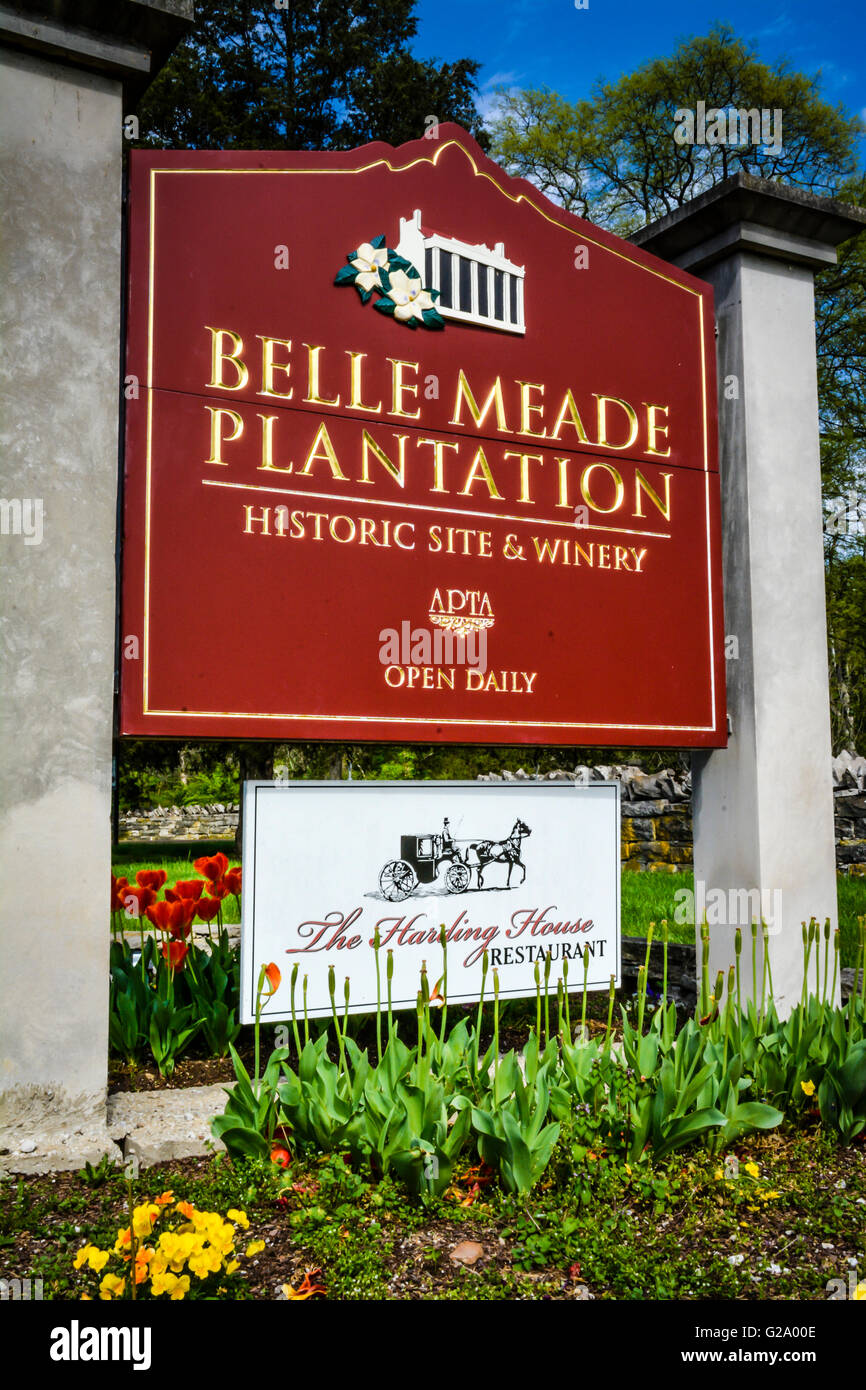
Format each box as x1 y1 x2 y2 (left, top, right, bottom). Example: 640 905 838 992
534 960 541 1041
386 949 394 1048
563 955 571 1041
822 920 830 1009
605 974 615 1051
373 927 383 1065
723 965 735 1071
700 920 710 1020
831 929 840 1010
581 944 590 1041
439 924 449 1047
760 923 768 1027
253 961 266 1100
289 963 301 1062
328 965 347 1077
860 917 866 1011
751 921 758 1015
303 974 309 1047
637 965 647 1037
813 918 820 1000
493 968 500 1081
543 951 551 1046
474 951 489 1079
342 975 351 1052
764 936 775 1021
662 919 669 1009
556 977 563 1041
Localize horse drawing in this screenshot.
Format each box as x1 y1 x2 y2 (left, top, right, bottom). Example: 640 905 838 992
470 819 532 889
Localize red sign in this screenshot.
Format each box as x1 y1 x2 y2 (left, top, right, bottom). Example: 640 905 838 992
121 126 725 746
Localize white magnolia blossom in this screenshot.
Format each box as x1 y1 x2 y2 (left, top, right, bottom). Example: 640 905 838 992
350 242 388 292
386 268 435 321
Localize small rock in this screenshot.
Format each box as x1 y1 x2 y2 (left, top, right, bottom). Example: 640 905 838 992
19 1139 37 1154
728 1253 744 1265
449 1240 484 1267
821 1242 835 1250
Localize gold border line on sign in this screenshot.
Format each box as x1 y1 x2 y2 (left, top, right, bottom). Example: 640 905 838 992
141 150 717 730
202 478 673 541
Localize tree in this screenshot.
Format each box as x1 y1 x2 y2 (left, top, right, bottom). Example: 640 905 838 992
490 24 861 234
135 0 487 151
491 25 866 751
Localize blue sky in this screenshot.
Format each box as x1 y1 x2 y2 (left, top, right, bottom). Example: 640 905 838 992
412 0 865 143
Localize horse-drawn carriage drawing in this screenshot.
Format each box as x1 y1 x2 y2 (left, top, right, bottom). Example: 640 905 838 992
377 817 531 901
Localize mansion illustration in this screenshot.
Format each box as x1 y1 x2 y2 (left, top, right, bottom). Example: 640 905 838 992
396 209 526 334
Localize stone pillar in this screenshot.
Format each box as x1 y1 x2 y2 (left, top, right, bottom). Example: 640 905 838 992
0 1 192 1169
634 176 866 1015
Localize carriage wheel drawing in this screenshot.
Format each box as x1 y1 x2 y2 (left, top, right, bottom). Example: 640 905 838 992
445 863 471 893
379 859 416 901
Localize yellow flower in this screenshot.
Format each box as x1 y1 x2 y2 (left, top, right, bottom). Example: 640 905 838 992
713 1169 724 1181
228 1209 249 1229
744 1162 760 1179
151 1270 190 1300
88 1249 111 1274
74 1245 96 1270
246 1240 266 1257
800 1079 816 1097
225 1259 240 1275
99 1273 126 1300
854 1282 866 1301
132 1203 161 1238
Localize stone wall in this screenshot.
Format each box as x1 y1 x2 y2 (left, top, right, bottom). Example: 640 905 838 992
118 752 866 873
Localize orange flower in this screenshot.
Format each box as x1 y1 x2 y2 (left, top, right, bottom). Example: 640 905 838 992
121 885 157 918
110 876 130 913
154 1191 175 1207
264 963 281 996
160 940 189 971
136 869 167 892
165 879 205 902
145 899 195 938
175 1200 195 1219
270 1145 291 1169
193 852 229 883
283 1268 326 1300
206 879 231 901
195 897 222 924
225 867 242 896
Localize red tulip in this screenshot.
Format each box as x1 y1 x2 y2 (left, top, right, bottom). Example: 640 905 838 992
165 879 205 902
195 897 222 924
160 940 189 970
111 876 130 913
145 899 195 939
122 886 156 918
206 879 231 901
270 1146 291 1169
264 963 281 996
135 869 167 892
225 867 242 896
193 852 229 883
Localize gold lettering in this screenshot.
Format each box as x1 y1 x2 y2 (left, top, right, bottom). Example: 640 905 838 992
595 394 639 451
418 437 458 493
206 327 248 391
388 358 421 419
450 370 509 432
516 381 547 438
460 446 503 499
633 469 672 521
257 336 293 400
297 423 347 479
580 462 625 513
257 413 293 473
346 351 382 413
504 451 544 504
549 390 590 443
205 406 243 465
303 343 341 407
645 403 671 457
360 431 407 487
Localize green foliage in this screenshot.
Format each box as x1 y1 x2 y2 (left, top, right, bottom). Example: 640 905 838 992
490 23 861 231
135 0 486 152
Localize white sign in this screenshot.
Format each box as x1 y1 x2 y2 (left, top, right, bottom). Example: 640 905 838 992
240 780 620 1023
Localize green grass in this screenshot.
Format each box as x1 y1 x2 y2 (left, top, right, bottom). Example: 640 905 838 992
114 852 866 968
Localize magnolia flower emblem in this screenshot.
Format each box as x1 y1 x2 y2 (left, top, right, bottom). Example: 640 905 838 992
334 233 444 331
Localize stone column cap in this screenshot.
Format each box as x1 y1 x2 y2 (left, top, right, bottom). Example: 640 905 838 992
0 0 193 99
632 173 866 273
